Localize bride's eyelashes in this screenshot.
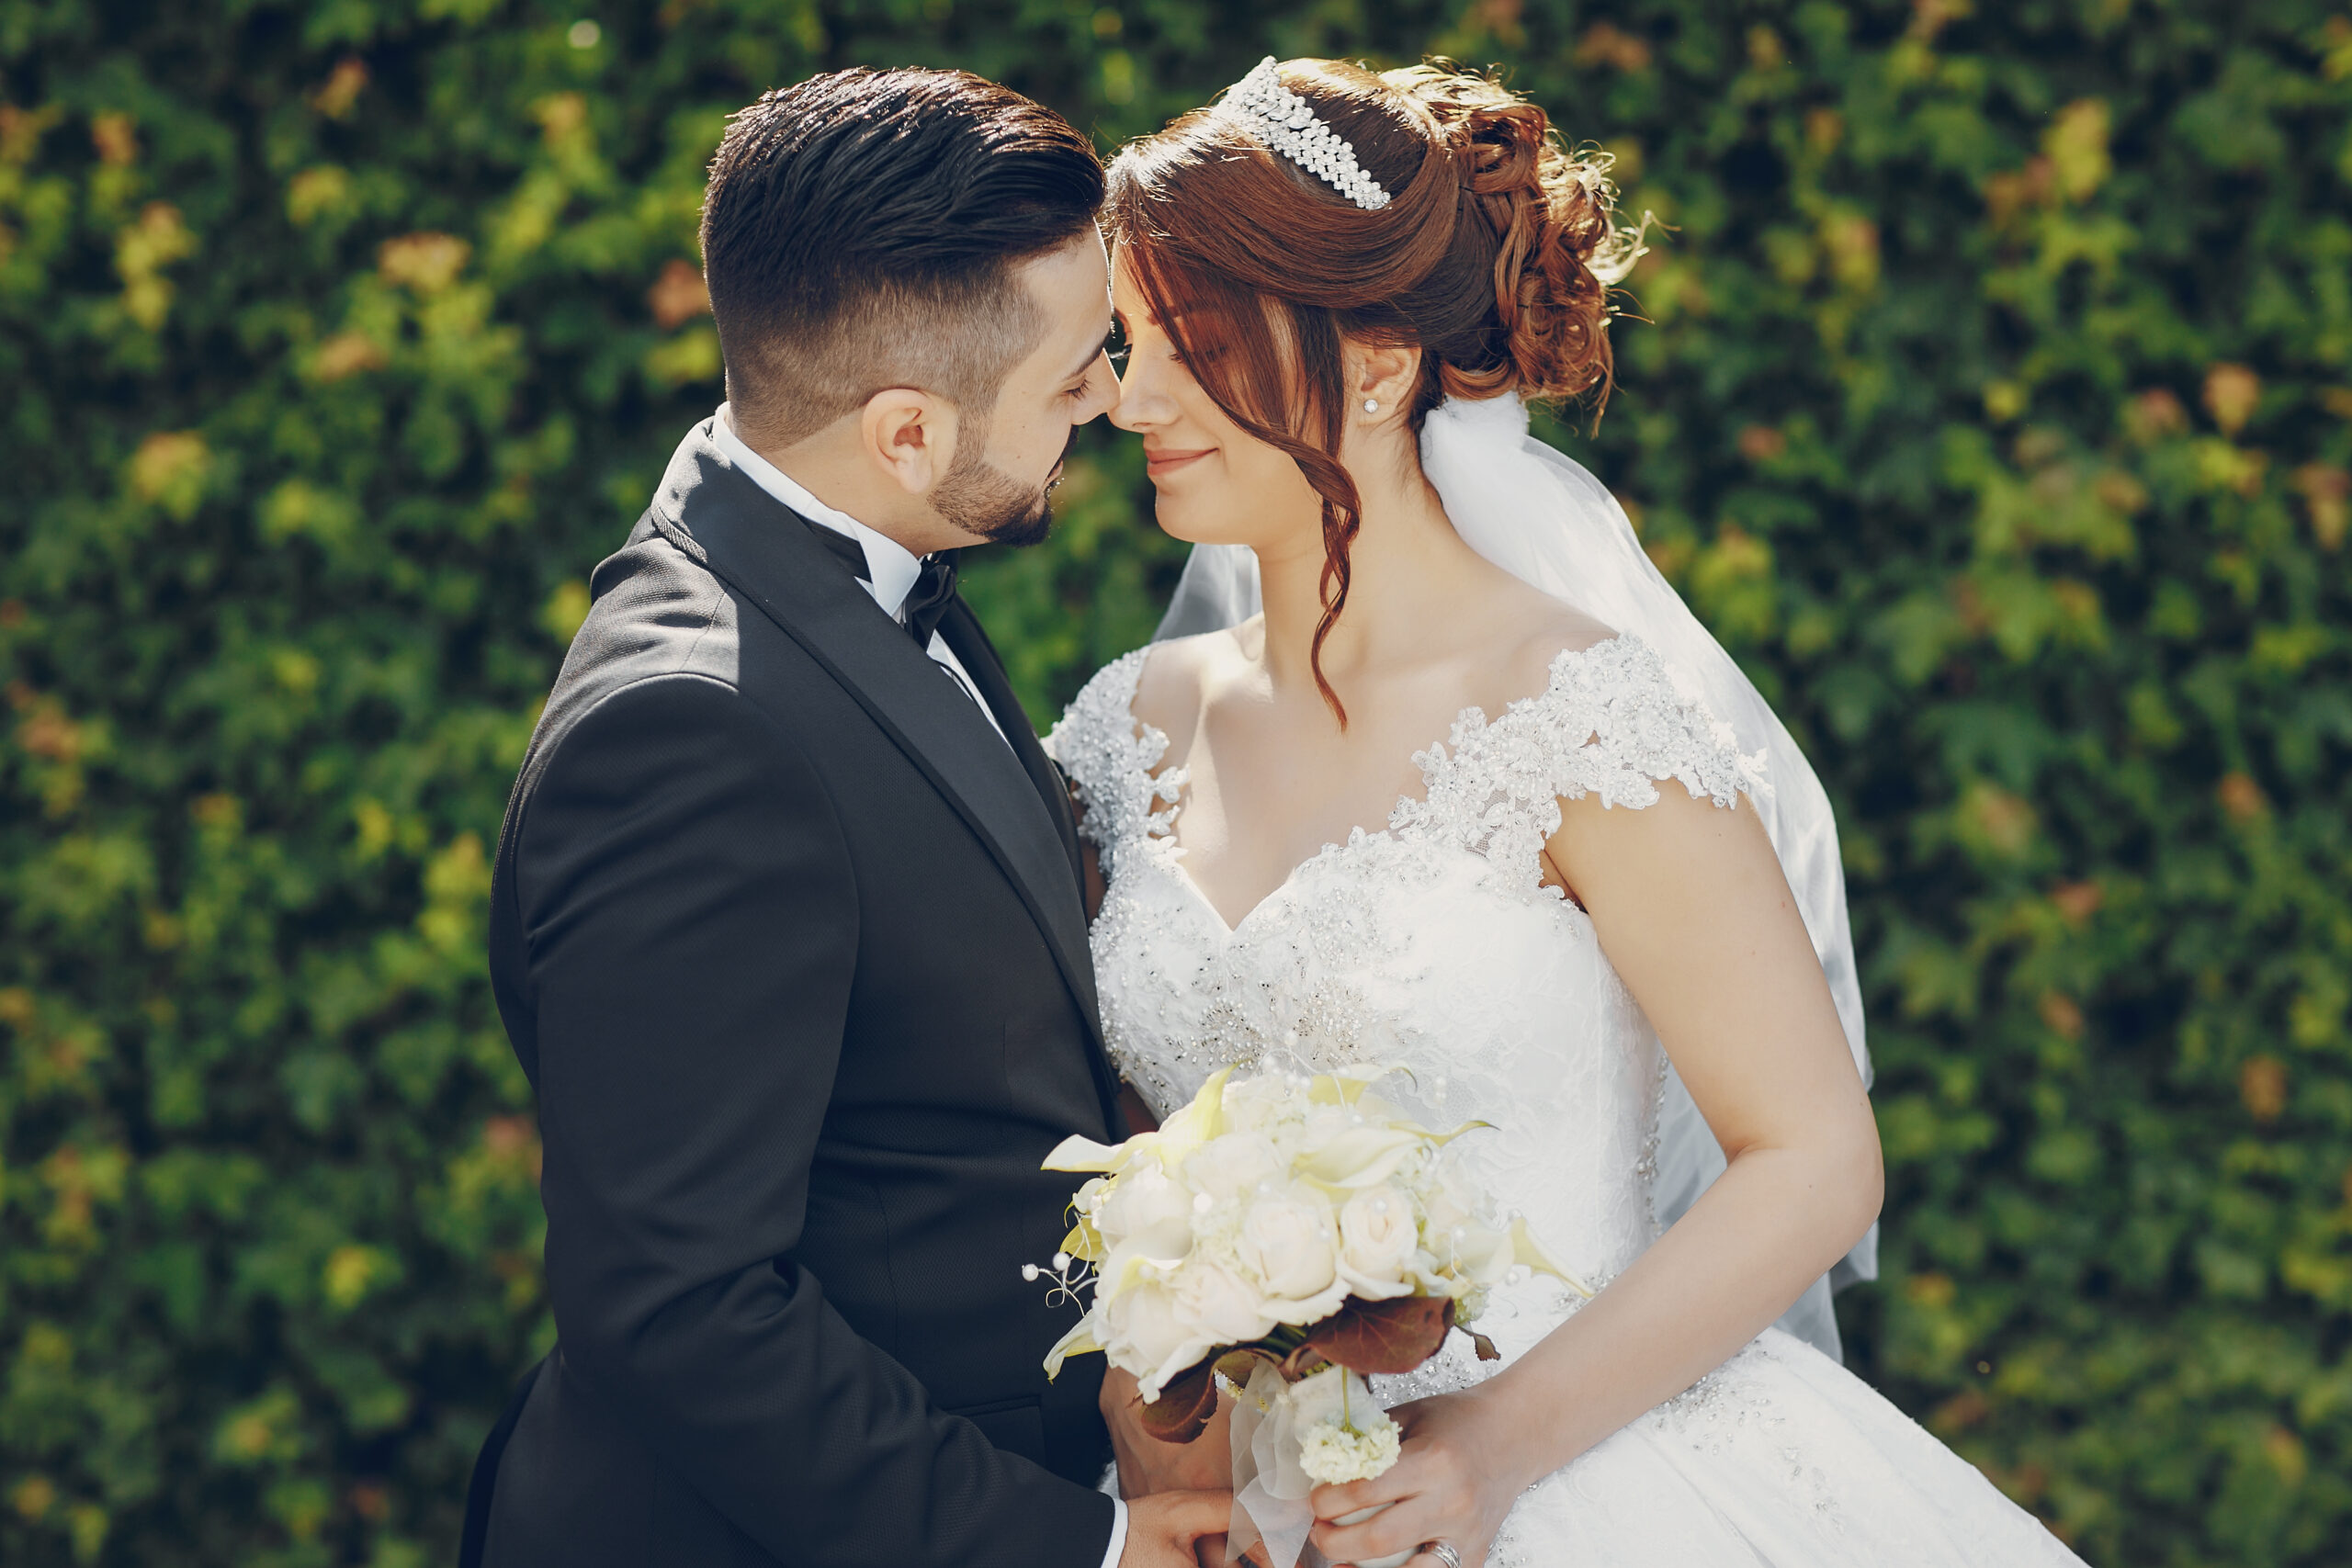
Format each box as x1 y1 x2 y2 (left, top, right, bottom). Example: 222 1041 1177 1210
1152 336 1218 377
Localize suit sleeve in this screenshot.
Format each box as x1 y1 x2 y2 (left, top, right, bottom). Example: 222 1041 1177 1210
513 673 1116 1568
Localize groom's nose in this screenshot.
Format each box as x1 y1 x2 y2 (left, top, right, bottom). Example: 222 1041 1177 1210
1079 349 1122 423
1069 348 1121 425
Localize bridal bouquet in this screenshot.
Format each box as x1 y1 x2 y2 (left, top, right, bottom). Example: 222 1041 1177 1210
1035 1066 1588 1568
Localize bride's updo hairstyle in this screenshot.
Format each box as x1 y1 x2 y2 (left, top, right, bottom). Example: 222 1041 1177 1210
1107 59 1645 720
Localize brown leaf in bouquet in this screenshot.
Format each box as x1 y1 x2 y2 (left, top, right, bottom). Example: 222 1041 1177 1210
1301 1296 1457 1375
1137 1355 1220 1443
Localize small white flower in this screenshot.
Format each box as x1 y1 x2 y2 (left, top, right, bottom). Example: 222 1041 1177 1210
1297 1412 1403 1484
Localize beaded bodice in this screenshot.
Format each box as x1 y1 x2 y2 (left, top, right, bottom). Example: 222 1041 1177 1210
1045 635 1767 1324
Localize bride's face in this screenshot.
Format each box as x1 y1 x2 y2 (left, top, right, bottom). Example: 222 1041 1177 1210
1108 254 1324 550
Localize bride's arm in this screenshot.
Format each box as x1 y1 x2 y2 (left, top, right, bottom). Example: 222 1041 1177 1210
1310 784 1881 1567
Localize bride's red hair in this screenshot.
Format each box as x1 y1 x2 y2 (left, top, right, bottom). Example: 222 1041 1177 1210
1106 59 1642 722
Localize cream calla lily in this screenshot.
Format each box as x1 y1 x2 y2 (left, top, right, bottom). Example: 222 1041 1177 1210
1511 1214 1596 1298
1041 1314 1100 1382
1295 1126 1423 1188
1148 1064 1234 1168
1041 1133 1136 1173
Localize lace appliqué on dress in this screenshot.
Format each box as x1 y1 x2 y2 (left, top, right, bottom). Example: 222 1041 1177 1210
1042 649 1185 886
1391 635 1770 899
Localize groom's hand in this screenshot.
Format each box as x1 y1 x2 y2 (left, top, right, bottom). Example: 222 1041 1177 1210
1118 1491 1232 1568
1102 1367 1233 1495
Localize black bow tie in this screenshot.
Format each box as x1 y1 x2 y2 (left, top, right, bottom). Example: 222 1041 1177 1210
804 520 958 649
900 553 959 649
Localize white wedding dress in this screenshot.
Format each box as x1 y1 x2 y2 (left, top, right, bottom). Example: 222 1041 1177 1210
1046 631 2088 1568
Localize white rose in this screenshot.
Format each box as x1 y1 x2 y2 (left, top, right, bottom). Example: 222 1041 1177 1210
1184 1132 1283 1203
1104 1278 1195 1380
1173 1259 1276 1347
1238 1185 1342 1319
1337 1185 1419 1298
1099 1161 1194 1262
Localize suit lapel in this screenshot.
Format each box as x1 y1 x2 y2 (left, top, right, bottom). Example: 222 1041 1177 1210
644 422 1113 1102
939 598 1083 884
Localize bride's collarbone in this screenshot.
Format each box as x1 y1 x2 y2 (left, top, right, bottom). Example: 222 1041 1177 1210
1128 611 1610 921
1149 705 1450 927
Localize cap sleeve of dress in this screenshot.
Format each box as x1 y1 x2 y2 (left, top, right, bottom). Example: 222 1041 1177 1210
1391 634 1770 898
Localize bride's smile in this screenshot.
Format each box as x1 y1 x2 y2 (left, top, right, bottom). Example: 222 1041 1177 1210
1139 444 1213 479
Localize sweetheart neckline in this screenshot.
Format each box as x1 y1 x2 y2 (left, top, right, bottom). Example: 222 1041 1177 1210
1146 820 1389 938
1119 633 1631 933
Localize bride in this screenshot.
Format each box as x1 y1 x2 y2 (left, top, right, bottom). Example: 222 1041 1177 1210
1046 56 2088 1568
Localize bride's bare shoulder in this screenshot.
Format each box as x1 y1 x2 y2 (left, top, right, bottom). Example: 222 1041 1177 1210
1130 618 1258 747
1489 585 1621 701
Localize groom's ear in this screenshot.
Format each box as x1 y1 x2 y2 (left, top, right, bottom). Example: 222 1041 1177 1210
859 389 956 497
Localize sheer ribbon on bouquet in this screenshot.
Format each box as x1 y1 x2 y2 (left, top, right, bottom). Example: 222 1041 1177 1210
1226 1364 1413 1568
1152 393 1877 1352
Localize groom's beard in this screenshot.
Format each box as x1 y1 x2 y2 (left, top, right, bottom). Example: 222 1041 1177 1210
932 427 1077 548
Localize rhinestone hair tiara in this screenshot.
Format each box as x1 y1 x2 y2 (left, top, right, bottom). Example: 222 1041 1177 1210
1213 56 1393 212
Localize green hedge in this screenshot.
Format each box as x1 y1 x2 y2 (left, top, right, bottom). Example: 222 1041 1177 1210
2 1 2346 1563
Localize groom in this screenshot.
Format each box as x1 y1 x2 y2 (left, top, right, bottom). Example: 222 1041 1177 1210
461 70 1224 1568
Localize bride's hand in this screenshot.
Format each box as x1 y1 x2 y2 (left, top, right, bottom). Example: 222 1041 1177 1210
1305 1387 1530 1568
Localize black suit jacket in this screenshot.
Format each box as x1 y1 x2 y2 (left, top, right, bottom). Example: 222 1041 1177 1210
472 417 1124 1568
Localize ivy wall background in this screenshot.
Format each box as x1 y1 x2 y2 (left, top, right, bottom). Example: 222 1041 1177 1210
2 0 2348 1562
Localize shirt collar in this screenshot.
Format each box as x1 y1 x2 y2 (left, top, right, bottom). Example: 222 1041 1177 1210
713 404 924 616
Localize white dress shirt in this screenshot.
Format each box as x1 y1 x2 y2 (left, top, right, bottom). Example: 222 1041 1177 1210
714 409 1129 1567
712 406 1010 749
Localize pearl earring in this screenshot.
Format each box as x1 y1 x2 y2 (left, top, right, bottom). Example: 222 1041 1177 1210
1363 398 1379 414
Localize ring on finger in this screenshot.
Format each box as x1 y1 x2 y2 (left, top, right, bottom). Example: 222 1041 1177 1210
1421 1543 1464 1568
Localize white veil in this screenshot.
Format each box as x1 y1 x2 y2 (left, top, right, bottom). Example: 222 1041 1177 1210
1152 392 1877 1358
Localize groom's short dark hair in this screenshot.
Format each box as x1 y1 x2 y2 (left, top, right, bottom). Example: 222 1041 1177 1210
701 69 1103 448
